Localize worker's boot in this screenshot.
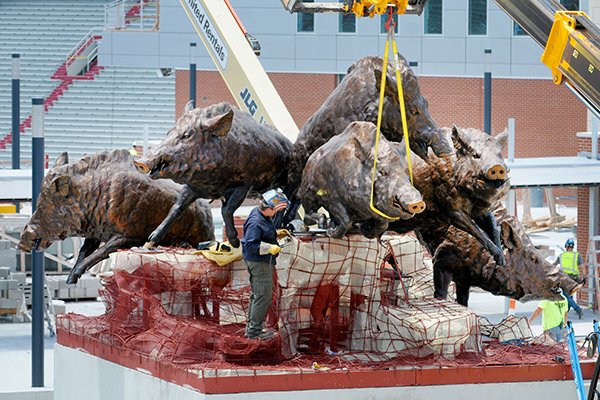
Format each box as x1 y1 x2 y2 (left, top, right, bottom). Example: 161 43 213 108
576 308 584 319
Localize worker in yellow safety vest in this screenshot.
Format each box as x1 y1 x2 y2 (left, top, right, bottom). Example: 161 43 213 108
553 238 586 319
129 141 143 158
529 291 569 342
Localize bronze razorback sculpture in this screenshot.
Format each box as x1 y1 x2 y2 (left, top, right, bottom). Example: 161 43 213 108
432 203 582 306
18 150 214 284
299 121 425 238
389 126 509 266
135 102 293 248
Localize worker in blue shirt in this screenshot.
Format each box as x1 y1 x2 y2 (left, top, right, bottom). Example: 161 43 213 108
242 189 289 340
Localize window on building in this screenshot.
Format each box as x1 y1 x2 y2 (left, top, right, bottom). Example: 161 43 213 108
468 0 486 35
337 74 346 85
339 1 356 33
380 13 398 34
514 0 578 36
561 0 579 10
424 0 442 34
297 0 314 32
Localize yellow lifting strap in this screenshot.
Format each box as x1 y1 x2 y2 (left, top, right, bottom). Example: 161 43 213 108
370 8 414 221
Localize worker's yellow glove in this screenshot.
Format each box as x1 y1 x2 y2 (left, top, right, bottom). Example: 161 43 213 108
268 245 282 255
276 229 291 239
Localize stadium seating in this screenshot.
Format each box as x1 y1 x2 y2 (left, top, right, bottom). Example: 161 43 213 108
0 0 173 166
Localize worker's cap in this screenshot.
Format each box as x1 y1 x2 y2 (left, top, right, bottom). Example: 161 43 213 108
132 140 143 147
565 238 575 248
261 188 289 209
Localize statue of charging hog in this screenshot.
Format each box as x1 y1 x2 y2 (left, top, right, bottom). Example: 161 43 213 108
285 54 453 223
17 150 215 284
134 101 294 248
389 126 510 266
299 121 425 238
431 203 582 306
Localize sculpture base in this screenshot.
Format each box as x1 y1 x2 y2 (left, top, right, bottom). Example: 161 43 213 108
55 328 594 400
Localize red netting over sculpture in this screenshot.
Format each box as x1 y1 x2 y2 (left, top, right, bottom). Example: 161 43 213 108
57 234 568 372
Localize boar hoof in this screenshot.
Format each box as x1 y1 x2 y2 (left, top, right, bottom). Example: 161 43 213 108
317 215 328 230
493 251 505 266
229 237 240 248
66 269 82 285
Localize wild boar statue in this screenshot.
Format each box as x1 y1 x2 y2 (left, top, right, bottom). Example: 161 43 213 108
299 121 425 238
431 204 582 306
286 55 453 214
134 102 293 248
17 150 215 284
389 126 509 266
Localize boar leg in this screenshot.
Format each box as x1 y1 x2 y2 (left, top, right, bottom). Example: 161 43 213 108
360 219 389 239
448 210 505 266
433 266 452 300
326 204 352 239
67 236 135 284
454 281 471 307
148 184 199 245
222 186 250 248
74 238 102 266
474 211 502 256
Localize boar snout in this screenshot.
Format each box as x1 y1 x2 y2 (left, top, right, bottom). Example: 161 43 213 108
407 201 426 214
18 227 37 252
134 160 150 174
486 164 507 181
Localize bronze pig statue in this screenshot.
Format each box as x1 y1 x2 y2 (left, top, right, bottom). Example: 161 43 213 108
287 55 452 200
299 121 425 238
18 150 215 284
135 102 293 248
432 204 582 306
389 126 509 265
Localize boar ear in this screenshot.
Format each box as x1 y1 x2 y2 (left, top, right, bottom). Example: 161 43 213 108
451 125 469 151
202 109 234 137
184 100 195 114
500 220 516 250
51 175 71 198
53 152 69 168
495 128 508 150
373 68 398 100
350 123 374 162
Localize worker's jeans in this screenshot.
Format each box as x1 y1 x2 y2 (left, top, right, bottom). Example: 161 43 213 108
546 325 565 343
565 275 582 313
245 260 274 339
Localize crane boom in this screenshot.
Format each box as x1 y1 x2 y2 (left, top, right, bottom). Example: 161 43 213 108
494 0 599 119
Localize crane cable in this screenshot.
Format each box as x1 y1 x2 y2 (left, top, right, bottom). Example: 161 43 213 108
370 7 414 221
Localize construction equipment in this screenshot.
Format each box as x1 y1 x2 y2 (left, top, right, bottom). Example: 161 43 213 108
177 0 298 141
280 0 427 16
493 0 600 119
588 236 600 313
283 1 600 119
566 320 586 400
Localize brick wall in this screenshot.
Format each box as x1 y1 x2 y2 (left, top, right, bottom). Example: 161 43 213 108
175 70 337 126
419 76 588 158
176 72 587 158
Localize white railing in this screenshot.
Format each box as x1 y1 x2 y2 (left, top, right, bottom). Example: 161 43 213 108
65 27 101 75
105 0 159 31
